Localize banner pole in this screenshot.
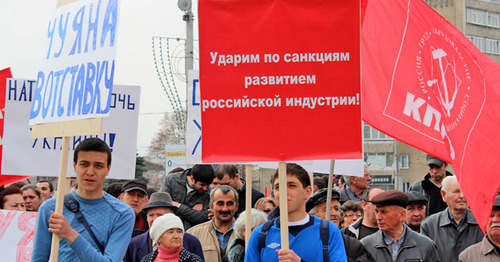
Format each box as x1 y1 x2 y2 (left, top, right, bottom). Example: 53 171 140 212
49 136 71 262
325 159 335 221
245 165 252 250
278 161 289 250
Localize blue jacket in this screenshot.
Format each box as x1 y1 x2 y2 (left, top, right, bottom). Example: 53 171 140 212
245 215 347 261
123 229 205 262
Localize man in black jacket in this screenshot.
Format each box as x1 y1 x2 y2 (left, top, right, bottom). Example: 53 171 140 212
409 154 453 215
161 164 215 229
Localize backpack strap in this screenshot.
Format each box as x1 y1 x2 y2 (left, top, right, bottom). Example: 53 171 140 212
320 219 330 262
258 218 275 253
64 193 105 254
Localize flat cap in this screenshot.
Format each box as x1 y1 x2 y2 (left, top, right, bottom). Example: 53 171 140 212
426 154 445 167
122 179 147 195
406 191 427 206
370 190 408 208
494 195 500 209
306 188 340 212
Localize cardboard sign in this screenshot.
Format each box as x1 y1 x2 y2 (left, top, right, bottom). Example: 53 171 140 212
0 210 37 262
198 0 362 163
3 79 140 179
29 0 120 125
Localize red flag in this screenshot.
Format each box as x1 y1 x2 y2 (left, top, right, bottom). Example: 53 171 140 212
361 0 500 232
0 68 31 186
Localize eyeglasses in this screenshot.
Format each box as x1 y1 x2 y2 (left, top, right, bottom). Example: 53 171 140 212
345 213 362 218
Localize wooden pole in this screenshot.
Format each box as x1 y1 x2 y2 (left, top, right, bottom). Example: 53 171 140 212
325 160 335 221
49 136 71 262
245 165 252 250
278 161 289 250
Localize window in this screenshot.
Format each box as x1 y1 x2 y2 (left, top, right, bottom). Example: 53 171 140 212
364 153 395 169
468 35 486 52
400 154 410 169
363 123 390 140
486 38 500 55
467 8 500 28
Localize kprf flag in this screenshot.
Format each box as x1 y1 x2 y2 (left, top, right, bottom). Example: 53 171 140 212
362 0 500 231
199 0 362 163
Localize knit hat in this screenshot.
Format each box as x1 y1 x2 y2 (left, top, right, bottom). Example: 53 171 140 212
149 213 184 243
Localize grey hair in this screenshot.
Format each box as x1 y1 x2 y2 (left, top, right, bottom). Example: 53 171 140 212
309 206 318 215
21 184 41 199
344 176 352 185
210 185 239 205
233 209 268 239
442 176 458 192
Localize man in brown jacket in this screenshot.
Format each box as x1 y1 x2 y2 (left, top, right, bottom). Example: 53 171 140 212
459 194 500 261
187 185 237 262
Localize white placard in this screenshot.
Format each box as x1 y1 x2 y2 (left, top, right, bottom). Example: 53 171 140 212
165 144 187 171
185 71 364 176
29 0 121 125
3 78 140 179
0 210 37 262
186 70 202 164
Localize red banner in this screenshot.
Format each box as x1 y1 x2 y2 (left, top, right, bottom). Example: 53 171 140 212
0 68 31 186
361 0 500 231
199 0 362 163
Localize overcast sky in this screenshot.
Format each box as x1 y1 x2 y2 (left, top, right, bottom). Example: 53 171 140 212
0 0 198 156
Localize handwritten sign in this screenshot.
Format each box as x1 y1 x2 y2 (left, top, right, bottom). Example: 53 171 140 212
3 79 139 179
29 0 120 125
0 210 37 262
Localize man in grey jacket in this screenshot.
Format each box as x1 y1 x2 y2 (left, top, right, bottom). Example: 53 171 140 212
421 176 484 262
361 190 440 262
161 164 215 229
459 194 500 261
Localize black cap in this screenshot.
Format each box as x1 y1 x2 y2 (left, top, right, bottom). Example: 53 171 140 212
406 191 427 206
306 188 340 212
427 154 445 167
143 192 178 213
370 190 408 208
493 195 500 210
122 179 147 195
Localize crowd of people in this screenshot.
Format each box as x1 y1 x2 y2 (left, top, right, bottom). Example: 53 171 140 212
1 138 499 261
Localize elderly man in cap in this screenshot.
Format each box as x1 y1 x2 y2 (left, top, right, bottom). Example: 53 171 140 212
459 194 500 261
306 188 368 262
123 192 204 262
361 190 440 261
405 191 427 233
409 154 453 216
119 179 150 236
421 176 483 262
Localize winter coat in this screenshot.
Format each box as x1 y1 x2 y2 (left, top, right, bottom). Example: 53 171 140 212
222 238 245 262
141 248 203 262
421 208 484 262
361 224 440 262
187 220 236 262
459 236 500 262
161 169 210 230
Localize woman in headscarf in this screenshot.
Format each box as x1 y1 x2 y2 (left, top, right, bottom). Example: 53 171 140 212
142 213 203 262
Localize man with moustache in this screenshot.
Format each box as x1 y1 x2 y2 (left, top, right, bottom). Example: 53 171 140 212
459 194 500 261
187 185 237 262
421 176 484 262
409 154 453 215
307 188 368 262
